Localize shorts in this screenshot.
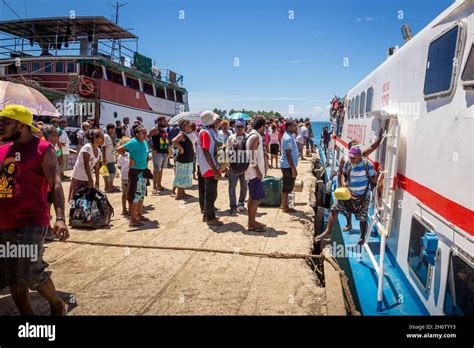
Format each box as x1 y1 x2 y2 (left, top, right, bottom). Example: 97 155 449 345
106 162 116 176
0 225 49 290
127 169 147 204
281 167 296 193
270 144 279 155
248 177 265 201
152 152 168 172
331 195 370 222
121 179 129 193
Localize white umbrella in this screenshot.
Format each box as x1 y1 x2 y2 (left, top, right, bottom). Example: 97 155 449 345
0 81 61 117
168 111 201 125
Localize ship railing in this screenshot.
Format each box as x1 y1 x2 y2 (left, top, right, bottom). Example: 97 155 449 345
358 124 400 312
0 32 184 87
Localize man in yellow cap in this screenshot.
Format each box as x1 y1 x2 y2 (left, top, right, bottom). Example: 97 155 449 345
0 104 69 315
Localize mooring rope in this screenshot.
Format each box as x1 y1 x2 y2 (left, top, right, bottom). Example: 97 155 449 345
63 239 323 260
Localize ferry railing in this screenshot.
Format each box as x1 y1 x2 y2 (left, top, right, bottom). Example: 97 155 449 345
0 33 185 87
359 124 400 312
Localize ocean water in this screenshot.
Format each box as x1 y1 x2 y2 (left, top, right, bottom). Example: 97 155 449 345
310 121 331 145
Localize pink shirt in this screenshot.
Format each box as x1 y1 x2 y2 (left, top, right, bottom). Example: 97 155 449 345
0 137 51 229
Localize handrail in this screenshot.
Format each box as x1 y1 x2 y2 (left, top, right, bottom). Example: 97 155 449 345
417 202 473 243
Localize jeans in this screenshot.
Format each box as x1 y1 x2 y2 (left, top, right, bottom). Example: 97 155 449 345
306 137 314 150
228 169 247 210
204 176 218 220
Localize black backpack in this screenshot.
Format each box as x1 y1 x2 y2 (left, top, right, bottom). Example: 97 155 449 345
69 187 114 229
228 134 250 175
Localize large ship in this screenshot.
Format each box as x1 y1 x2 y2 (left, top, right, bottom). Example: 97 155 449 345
320 0 473 315
0 16 189 131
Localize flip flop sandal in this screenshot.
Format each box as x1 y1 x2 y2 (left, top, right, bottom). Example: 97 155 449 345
129 222 144 227
342 226 353 232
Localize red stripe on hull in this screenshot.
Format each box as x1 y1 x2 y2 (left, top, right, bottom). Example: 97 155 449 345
333 136 474 236
397 174 474 236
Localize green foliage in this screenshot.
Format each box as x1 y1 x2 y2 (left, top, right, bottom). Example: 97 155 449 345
226 109 283 120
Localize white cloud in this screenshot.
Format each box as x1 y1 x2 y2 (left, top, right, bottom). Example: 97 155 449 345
356 16 384 22
289 60 303 64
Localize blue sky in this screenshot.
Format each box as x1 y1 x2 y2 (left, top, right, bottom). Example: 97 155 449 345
1 0 454 120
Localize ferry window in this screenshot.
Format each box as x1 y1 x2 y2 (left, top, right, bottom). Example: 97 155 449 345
461 44 474 84
20 62 28 73
176 90 183 103
143 82 153 95
351 98 355 117
355 95 360 117
444 251 473 316
127 77 139 90
347 98 351 116
359 91 366 116
407 216 433 289
111 72 123 85
366 87 373 113
66 62 75 73
31 62 40 73
55 61 64 73
156 86 165 99
423 25 459 97
166 87 176 101
44 61 52 73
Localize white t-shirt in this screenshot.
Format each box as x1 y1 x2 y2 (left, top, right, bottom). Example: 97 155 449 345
118 154 130 180
59 128 70 155
103 134 116 163
296 126 308 144
72 143 102 181
245 130 265 181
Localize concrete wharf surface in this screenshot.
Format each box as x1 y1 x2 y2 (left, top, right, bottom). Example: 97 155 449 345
0 155 334 315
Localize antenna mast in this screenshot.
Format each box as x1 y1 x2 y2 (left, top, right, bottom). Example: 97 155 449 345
108 1 128 61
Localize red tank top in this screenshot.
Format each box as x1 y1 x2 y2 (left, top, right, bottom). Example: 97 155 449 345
0 137 51 229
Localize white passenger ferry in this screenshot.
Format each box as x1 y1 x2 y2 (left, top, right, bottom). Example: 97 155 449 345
324 0 473 315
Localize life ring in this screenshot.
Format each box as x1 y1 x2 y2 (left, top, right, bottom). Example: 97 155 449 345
77 77 95 97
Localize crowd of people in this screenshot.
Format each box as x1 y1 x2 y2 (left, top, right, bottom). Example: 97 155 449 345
30 111 320 230
0 104 325 315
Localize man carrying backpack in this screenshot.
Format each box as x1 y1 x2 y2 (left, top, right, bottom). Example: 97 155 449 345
226 120 248 214
315 146 376 245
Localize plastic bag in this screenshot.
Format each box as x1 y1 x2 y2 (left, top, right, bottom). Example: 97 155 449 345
99 164 110 177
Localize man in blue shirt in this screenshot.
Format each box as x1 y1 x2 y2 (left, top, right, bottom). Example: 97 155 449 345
280 119 299 213
316 146 377 245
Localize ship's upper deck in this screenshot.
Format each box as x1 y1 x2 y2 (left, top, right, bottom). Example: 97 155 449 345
0 16 184 88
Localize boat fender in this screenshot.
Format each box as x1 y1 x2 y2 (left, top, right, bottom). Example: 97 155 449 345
422 231 439 265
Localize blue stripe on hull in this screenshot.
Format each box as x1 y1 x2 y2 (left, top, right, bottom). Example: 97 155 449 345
319 145 428 315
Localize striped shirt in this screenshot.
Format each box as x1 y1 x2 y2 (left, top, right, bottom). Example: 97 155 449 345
343 159 375 196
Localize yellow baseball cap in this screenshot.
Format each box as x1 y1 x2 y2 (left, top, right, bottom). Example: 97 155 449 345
0 104 40 132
